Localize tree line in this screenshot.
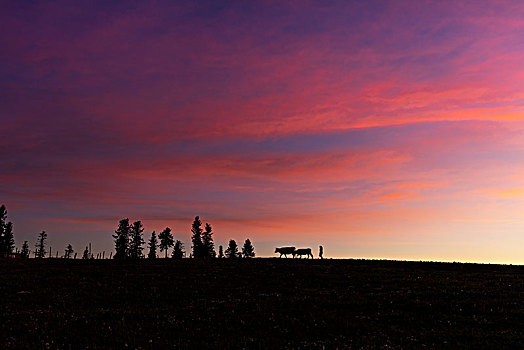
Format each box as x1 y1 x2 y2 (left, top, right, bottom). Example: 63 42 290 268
0 205 255 259
113 216 255 259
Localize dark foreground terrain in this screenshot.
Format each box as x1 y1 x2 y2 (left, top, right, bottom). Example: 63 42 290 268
0 258 522 349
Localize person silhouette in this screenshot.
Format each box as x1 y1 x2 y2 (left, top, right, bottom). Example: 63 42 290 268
319 245 323 259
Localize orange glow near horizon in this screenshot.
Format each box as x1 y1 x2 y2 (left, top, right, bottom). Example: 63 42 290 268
1 1 524 264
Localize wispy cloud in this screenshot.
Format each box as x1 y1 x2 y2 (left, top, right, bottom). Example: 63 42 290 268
2 0 524 263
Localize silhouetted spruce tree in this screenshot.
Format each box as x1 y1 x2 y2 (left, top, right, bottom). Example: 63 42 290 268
191 216 204 258
0 205 15 255
113 218 130 259
225 239 239 259
242 239 255 258
218 245 224 258
147 231 158 259
172 240 185 259
82 246 89 259
129 220 145 259
64 244 74 259
21 241 29 258
3 222 14 255
0 205 6 254
35 231 47 258
158 227 174 258
202 223 216 258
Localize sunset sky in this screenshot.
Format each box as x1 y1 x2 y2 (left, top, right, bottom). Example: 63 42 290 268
1 1 524 263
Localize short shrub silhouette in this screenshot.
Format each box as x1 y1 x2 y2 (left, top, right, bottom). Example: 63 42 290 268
225 239 240 258
172 240 185 259
64 244 74 259
82 246 89 259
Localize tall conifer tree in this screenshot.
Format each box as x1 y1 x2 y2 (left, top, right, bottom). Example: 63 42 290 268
242 239 255 258
147 231 158 259
0 205 14 255
113 218 130 259
158 227 174 258
0 205 6 254
21 241 29 258
129 220 145 259
225 239 239 259
201 223 216 258
191 216 203 258
35 231 47 258
3 222 14 255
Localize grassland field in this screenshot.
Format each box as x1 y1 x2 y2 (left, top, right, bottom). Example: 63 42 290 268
0 258 522 349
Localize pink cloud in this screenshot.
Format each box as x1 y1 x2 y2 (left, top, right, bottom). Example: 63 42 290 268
3 0 524 262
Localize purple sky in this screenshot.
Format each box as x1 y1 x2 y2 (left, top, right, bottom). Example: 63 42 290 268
2 1 524 262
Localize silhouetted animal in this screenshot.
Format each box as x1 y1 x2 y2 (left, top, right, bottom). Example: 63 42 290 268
293 248 313 259
275 247 295 258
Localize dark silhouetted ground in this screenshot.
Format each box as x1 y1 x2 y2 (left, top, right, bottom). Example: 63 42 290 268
0 258 522 349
